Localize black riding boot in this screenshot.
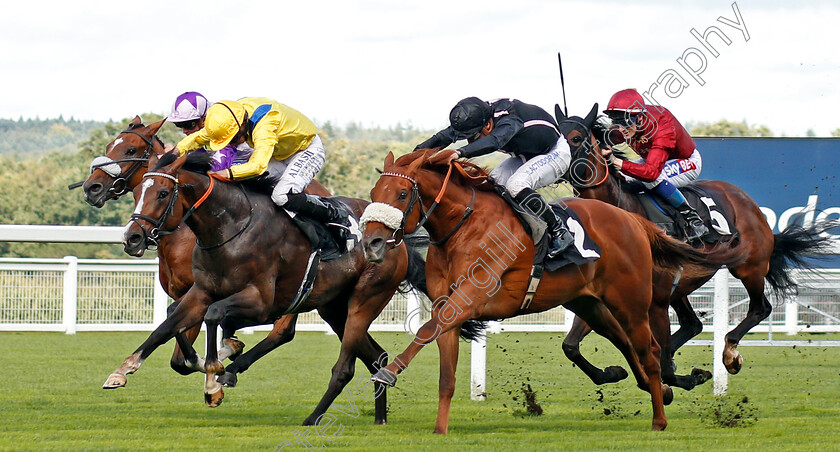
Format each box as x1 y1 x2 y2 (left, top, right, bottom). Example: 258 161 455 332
514 187 573 258
676 200 709 242
284 192 352 243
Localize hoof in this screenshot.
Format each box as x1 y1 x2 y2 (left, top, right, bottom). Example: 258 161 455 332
205 387 225 407
725 352 743 375
217 372 238 388
302 416 317 426
691 367 712 385
103 373 126 389
221 337 246 361
604 365 629 383
371 368 397 387
662 385 674 406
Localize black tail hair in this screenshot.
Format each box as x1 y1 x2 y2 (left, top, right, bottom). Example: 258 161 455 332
402 230 487 342
766 221 839 298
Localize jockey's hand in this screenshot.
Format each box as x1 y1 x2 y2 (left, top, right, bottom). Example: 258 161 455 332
429 149 460 165
600 148 622 169
595 115 613 130
209 169 232 180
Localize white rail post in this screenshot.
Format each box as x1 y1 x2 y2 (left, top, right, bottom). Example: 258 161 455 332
470 332 487 401
713 268 729 396
406 289 421 335
563 308 575 331
62 256 78 335
152 266 168 327
785 300 799 336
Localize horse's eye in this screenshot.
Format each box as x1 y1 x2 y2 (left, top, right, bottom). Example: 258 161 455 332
157 190 169 199
572 137 583 144
398 190 408 201
126 147 137 155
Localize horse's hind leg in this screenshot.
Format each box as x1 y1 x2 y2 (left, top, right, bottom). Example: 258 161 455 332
217 315 299 388
724 269 772 374
568 296 668 429
562 316 629 385
651 296 709 390
669 295 704 354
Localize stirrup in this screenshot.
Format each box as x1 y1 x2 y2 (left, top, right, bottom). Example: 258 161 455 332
547 229 573 258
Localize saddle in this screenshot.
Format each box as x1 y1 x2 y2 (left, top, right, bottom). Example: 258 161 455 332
634 184 739 246
491 183 601 272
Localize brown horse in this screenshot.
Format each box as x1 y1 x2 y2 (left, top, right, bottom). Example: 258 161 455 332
363 149 740 432
117 149 436 425
80 117 365 389
555 103 838 377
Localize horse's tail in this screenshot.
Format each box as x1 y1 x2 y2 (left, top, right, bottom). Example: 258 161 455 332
634 215 743 277
766 221 839 298
402 231 487 342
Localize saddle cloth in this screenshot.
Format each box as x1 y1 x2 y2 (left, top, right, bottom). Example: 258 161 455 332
635 184 739 246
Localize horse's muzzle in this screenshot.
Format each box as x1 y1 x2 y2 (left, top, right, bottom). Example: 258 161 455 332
363 236 387 263
123 231 146 257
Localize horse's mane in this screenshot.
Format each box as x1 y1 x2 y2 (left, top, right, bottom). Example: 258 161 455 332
152 151 214 173
400 149 494 191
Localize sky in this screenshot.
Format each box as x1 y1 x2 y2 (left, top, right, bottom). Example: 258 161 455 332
1 0 838 136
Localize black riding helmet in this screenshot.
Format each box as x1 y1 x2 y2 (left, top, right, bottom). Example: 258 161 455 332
449 97 493 140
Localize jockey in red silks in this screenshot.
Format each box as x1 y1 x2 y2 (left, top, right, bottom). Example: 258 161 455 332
599 89 709 241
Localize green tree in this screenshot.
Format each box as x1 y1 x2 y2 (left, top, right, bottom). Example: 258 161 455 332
688 120 773 137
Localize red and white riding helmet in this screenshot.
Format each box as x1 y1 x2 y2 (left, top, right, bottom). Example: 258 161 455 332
603 89 646 126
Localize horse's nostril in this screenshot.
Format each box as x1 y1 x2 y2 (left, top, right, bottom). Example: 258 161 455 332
88 183 103 195
128 233 143 246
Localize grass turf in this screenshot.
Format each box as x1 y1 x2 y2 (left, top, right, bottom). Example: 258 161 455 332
0 331 838 451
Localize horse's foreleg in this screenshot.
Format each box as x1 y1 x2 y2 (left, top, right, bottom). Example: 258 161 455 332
562 316 628 385
302 315 372 426
202 288 264 407
217 314 299 388
433 328 460 435
103 292 209 389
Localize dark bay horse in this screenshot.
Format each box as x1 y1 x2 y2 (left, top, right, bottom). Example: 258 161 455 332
119 150 432 425
363 150 740 432
82 117 335 386
556 103 838 377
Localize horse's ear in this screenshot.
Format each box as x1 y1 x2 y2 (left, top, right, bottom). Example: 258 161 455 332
148 119 166 136
130 116 143 127
384 151 395 170
584 103 599 127
406 150 427 175
555 104 567 123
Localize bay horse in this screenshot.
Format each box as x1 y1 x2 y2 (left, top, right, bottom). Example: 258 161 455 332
555 103 838 377
119 149 441 425
81 117 336 387
363 149 740 432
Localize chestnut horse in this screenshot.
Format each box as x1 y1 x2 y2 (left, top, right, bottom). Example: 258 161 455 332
117 149 438 425
82 117 336 387
364 149 740 432
556 104 838 377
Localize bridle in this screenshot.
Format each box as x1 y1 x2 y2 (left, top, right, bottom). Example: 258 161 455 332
381 161 476 247
560 120 611 190
129 171 253 250
86 128 159 196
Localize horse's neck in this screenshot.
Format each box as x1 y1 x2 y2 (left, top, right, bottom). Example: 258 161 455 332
579 165 646 217
179 175 256 246
416 171 481 243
